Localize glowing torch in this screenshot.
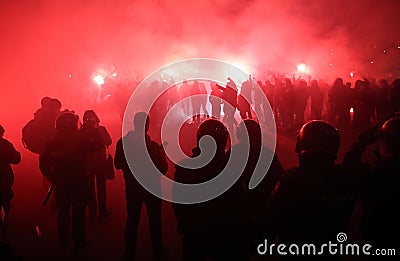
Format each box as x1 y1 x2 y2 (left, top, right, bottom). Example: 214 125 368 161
93 74 105 86
297 63 306 73
93 74 105 103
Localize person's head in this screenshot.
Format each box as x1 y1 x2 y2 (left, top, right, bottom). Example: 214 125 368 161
379 79 389 88
310 80 318 87
41 97 52 108
295 120 340 164
333 77 343 86
237 119 261 147
391 78 400 89
49 98 62 111
0 125 5 138
197 119 229 153
83 110 100 127
134 112 149 133
55 110 79 134
379 117 400 158
297 79 307 88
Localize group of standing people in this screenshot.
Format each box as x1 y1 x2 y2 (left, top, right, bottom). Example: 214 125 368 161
1 81 400 259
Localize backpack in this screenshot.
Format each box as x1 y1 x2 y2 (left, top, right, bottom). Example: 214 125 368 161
22 119 55 154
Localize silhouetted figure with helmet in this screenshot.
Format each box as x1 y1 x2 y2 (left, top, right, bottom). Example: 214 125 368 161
267 120 361 245
234 120 285 242
173 119 254 261
39 110 89 252
114 112 168 259
0 125 21 225
78 110 112 220
344 116 400 250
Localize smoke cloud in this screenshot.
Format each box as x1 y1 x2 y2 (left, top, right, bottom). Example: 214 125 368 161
1 0 399 124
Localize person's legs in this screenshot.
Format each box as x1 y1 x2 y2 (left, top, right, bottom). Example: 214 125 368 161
72 193 88 250
144 194 163 254
125 188 143 257
87 175 97 219
96 175 108 217
55 186 71 247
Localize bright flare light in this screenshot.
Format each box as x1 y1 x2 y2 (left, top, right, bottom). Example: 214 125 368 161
350 72 354 77
93 74 105 86
297 63 306 73
350 108 354 113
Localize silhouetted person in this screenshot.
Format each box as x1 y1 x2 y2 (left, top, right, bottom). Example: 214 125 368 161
191 81 202 122
39 110 89 251
180 80 191 115
78 110 112 220
114 112 168 259
0 125 21 224
293 79 309 128
309 80 323 120
375 79 391 122
209 82 223 120
173 119 253 261
344 117 400 250
254 80 266 122
222 77 238 132
282 78 295 128
234 120 285 241
238 75 253 120
199 82 209 118
353 79 374 131
267 121 361 245
388 78 400 116
329 78 352 128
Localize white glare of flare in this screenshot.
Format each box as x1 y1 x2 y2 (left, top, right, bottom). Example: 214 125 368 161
93 75 105 86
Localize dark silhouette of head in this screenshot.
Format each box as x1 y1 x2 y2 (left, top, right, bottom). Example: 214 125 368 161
379 116 400 158
295 120 340 163
83 110 100 124
41 97 52 108
55 110 79 134
134 112 149 134
197 119 228 153
392 78 400 89
333 78 344 86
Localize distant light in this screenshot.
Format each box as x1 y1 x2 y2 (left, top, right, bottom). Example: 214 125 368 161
331 52 334 56
329 63 333 66
93 74 105 86
370 61 374 64
350 108 354 113
68 74 72 78
350 72 354 77
383 50 387 53
297 63 306 73
398 46 400 49
112 72 117 77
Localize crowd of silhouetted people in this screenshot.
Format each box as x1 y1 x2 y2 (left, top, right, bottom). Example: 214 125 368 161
1 74 400 260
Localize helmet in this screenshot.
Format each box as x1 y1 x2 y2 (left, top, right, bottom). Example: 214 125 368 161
56 110 79 133
295 120 340 159
379 116 400 156
83 110 100 123
197 119 229 149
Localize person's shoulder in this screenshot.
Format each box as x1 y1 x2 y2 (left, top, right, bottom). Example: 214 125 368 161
0 138 14 148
